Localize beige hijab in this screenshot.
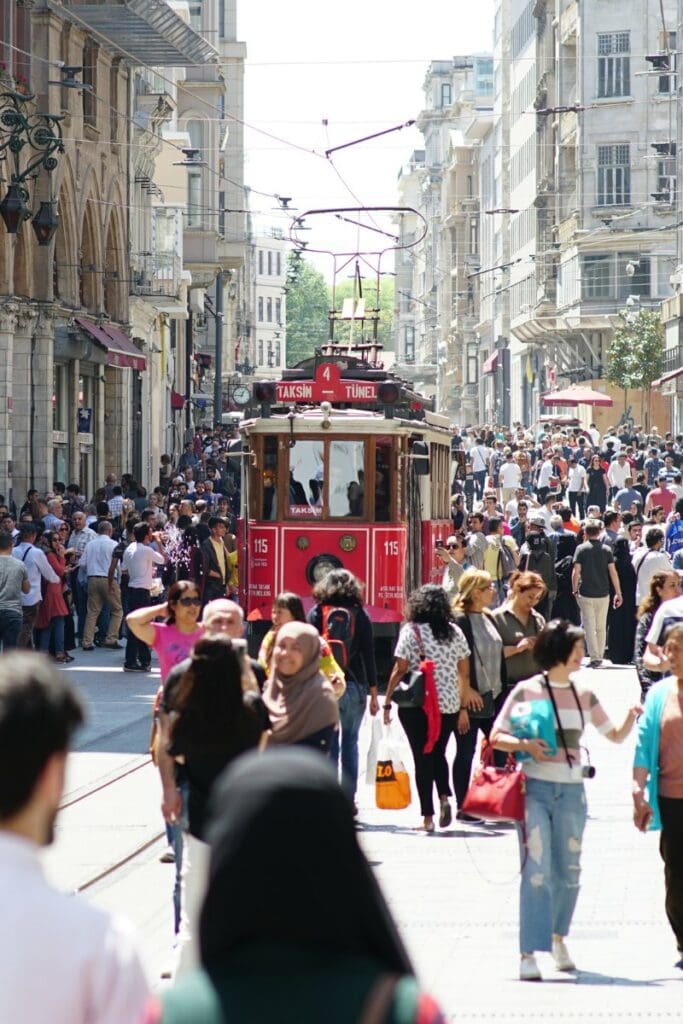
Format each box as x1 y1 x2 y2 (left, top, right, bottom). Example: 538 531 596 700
262 622 339 745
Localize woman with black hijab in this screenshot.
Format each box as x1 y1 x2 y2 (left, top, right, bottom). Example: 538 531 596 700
606 536 637 664
153 749 445 1024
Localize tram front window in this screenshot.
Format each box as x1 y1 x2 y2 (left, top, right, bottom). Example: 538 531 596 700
261 436 279 520
288 440 324 516
329 440 365 517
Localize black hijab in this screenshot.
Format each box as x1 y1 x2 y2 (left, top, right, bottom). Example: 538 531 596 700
199 748 413 975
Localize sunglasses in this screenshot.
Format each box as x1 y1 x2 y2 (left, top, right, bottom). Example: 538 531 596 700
177 596 201 607
446 543 459 550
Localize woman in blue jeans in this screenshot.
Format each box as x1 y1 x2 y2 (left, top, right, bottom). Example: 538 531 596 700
308 569 379 811
491 620 640 981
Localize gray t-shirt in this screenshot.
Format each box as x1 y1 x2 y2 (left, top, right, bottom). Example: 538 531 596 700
0 556 28 614
469 613 504 698
573 539 614 598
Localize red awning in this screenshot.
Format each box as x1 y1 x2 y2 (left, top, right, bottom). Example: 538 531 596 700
652 366 683 388
75 318 147 371
482 349 499 375
170 389 186 411
542 386 613 408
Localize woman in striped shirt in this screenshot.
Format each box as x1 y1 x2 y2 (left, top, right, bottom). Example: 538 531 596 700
491 620 641 982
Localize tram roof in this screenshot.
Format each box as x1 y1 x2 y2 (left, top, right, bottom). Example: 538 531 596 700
240 407 451 438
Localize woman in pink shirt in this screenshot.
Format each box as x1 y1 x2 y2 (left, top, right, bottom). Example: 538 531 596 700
126 580 203 680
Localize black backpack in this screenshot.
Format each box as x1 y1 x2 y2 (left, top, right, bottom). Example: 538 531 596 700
321 606 356 670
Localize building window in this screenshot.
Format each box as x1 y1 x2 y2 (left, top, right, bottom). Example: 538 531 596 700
188 2 201 29
275 340 281 365
218 0 226 38
658 32 677 93
187 172 202 227
258 297 264 321
582 255 612 298
266 297 273 322
186 121 204 227
267 251 273 275
258 339 263 365
83 39 98 126
440 83 452 107
218 191 225 236
275 297 282 323
404 326 415 363
597 32 630 98
276 251 281 276
617 255 650 299
656 157 676 202
597 144 630 206
466 343 479 385
258 250 263 275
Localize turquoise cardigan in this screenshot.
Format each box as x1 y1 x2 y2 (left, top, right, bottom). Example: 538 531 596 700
633 676 678 831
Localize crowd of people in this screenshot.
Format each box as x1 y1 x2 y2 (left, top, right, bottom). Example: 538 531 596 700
0 427 241 664
3 416 683 1019
444 420 683 688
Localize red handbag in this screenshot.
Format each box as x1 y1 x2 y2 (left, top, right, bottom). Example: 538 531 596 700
461 743 526 823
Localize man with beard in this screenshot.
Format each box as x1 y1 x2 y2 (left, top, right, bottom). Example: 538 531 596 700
0 653 149 1023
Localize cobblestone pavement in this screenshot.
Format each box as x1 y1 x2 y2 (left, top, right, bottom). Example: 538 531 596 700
44 650 683 1019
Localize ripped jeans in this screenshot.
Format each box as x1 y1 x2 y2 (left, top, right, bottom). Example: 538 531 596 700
517 778 587 953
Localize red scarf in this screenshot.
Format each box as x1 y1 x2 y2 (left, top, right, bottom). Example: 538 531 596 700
421 656 441 753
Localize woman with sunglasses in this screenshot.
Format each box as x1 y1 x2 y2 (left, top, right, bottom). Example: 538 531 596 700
126 580 204 681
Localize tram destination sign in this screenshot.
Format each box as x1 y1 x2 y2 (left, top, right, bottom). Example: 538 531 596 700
276 362 379 404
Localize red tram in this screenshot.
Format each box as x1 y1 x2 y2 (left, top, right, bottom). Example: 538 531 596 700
237 353 455 652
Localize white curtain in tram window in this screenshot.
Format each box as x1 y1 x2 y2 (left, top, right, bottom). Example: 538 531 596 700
329 441 365 517
288 440 324 514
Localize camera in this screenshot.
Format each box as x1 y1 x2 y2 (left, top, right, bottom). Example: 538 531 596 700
582 764 596 779
435 538 444 550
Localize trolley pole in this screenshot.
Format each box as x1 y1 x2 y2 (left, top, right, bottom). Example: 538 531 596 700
213 270 224 427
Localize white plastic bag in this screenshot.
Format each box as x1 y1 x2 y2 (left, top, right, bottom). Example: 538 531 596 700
365 716 382 785
375 725 412 810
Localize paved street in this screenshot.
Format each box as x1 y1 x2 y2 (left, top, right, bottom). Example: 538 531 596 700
44 647 682 1020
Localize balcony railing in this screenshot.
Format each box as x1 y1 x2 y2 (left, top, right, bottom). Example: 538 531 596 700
663 345 683 374
131 252 182 298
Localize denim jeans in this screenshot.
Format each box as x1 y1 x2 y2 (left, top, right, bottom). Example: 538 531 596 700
330 679 366 799
473 470 487 500
37 616 65 656
517 778 587 953
0 608 22 650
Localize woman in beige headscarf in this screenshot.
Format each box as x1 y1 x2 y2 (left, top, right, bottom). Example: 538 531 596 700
262 622 339 755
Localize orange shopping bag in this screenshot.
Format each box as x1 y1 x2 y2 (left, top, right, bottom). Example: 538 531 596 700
375 727 412 810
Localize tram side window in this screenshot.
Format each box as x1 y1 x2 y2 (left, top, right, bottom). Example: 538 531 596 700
329 440 365 517
288 440 324 516
431 443 450 520
375 440 392 522
261 436 279 520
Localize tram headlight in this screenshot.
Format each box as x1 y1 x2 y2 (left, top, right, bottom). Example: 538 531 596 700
321 401 332 429
305 553 343 586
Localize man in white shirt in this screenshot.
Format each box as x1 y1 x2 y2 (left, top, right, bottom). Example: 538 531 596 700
566 457 587 519
67 510 96 642
499 450 522 504
81 521 124 651
607 452 630 498
535 453 556 502
122 521 166 672
12 523 59 648
0 653 149 1024
632 527 672 605
469 439 490 500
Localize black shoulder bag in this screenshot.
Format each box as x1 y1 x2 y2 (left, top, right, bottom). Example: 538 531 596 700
542 673 594 778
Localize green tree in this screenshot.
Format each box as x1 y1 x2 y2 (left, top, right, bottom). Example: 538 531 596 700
285 256 329 366
328 277 395 351
606 307 664 429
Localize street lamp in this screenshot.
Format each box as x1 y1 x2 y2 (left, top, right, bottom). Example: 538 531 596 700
0 88 65 243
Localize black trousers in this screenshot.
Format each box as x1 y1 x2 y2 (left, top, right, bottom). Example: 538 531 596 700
125 587 151 669
398 707 437 817
434 695 507 808
568 491 585 518
659 796 683 954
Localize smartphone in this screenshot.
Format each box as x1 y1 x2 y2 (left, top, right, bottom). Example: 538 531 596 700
435 538 444 550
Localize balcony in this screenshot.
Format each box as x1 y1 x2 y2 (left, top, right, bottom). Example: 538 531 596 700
131 253 182 298
662 345 683 375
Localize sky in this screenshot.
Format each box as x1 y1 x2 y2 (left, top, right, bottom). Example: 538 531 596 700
237 1 494 279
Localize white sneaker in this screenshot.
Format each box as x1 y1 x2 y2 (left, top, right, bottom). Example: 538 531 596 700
520 954 542 981
552 938 576 972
